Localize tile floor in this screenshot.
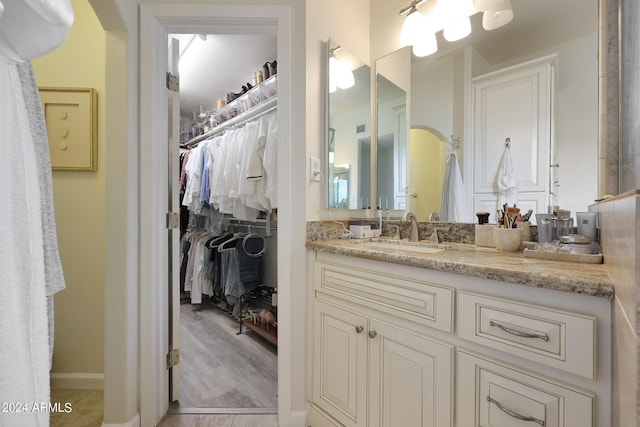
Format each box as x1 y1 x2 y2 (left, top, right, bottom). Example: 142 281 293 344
49 389 280 426
50 388 103 427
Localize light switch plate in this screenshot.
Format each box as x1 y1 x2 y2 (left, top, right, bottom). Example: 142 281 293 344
310 157 321 181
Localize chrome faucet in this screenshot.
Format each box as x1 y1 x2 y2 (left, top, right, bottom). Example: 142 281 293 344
402 212 420 242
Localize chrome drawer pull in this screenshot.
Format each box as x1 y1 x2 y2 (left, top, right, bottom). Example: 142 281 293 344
368 330 377 339
487 396 545 426
489 320 549 342
355 326 364 334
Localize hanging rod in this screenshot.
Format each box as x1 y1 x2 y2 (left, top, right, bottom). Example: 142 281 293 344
181 97 277 148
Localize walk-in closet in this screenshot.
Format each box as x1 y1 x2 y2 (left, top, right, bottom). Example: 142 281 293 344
170 32 278 413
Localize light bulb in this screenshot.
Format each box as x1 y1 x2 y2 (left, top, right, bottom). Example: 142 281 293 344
444 16 471 41
400 6 423 47
412 33 438 57
482 0 513 30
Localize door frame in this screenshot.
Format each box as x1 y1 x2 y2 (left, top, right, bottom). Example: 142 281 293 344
139 4 306 426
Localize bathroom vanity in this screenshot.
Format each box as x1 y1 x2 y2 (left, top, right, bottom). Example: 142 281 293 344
306 239 613 427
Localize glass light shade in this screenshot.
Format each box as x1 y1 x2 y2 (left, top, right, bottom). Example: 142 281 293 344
482 0 513 30
330 55 355 90
412 33 438 57
443 16 471 41
400 7 424 47
329 56 338 93
337 68 355 89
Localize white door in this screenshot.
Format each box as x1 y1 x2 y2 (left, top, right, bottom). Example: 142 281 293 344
167 36 181 402
472 56 555 214
368 320 454 427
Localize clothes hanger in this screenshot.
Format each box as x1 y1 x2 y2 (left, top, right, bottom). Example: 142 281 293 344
206 231 234 249
218 232 245 252
242 226 266 257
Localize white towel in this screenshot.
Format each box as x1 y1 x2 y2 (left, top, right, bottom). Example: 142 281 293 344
0 1 72 426
440 152 467 222
496 145 518 208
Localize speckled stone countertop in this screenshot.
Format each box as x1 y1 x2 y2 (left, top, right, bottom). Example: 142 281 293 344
306 238 614 299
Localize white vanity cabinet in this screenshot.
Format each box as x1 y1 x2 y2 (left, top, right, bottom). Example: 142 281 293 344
457 349 594 427
310 252 454 427
308 250 612 427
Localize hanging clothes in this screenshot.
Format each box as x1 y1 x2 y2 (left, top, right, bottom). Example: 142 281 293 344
182 110 278 220
0 1 72 426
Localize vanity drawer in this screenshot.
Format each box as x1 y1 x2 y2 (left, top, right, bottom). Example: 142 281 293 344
457 349 594 427
314 258 454 333
457 291 595 379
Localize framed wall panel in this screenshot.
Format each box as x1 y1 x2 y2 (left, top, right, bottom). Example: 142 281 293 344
39 87 97 171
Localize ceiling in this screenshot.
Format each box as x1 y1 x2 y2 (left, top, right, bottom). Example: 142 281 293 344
174 0 596 121
171 33 277 119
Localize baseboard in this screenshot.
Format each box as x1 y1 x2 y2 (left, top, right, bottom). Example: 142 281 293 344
50 373 104 390
102 413 140 427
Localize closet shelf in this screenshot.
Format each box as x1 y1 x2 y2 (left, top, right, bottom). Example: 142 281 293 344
242 320 278 346
182 93 277 148
182 96 276 147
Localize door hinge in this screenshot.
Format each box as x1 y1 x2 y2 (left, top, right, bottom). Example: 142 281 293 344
166 72 179 92
166 212 180 229
166 348 180 369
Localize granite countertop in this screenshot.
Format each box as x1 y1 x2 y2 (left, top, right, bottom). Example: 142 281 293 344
306 238 614 299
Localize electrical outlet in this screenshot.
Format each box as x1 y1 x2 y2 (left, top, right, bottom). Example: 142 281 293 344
310 157 321 182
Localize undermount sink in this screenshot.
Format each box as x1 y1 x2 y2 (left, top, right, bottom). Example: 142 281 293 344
360 241 446 254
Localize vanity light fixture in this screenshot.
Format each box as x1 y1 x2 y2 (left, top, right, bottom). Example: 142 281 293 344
329 46 355 93
399 0 513 57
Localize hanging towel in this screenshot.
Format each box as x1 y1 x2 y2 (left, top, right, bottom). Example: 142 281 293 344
0 1 73 426
440 152 466 222
496 144 518 209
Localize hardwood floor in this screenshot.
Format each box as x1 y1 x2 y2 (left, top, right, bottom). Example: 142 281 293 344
158 413 279 426
174 297 278 410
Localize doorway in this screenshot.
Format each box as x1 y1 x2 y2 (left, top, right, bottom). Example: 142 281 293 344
138 5 306 427
169 29 279 413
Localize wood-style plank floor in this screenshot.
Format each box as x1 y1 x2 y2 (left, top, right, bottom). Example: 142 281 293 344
173 297 278 411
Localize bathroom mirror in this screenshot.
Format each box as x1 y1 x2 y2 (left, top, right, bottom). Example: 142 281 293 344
327 40 372 209
373 0 598 221
376 47 410 211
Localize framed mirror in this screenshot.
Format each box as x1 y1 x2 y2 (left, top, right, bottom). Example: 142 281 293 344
373 0 598 222
326 40 372 209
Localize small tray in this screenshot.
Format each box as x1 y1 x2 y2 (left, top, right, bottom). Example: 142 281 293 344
523 248 603 264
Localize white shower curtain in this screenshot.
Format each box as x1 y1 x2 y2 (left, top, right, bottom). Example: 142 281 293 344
0 2 72 426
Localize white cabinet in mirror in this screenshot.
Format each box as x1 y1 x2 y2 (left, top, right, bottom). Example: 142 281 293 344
370 0 598 222
326 40 371 210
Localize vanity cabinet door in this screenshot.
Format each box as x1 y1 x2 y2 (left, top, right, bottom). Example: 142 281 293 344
313 301 368 427
368 319 454 427
457 349 594 427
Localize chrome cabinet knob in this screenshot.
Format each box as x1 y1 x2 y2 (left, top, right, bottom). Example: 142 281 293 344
355 326 364 334
368 330 377 339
